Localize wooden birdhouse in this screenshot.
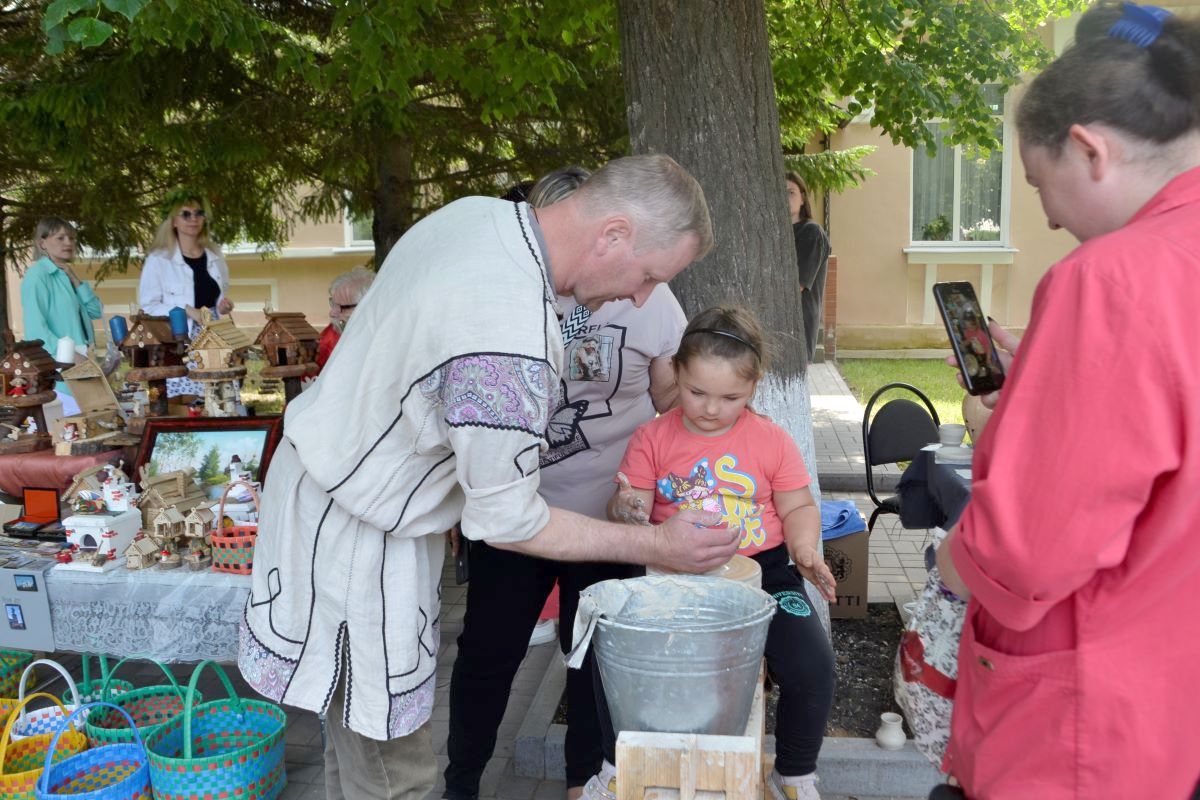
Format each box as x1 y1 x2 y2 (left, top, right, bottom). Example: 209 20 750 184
255 312 319 370
124 533 161 570
121 314 183 370
135 466 208 529
0 335 61 453
184 506 215 542
53 358 131 455
152 506 186 544
188 317 255 372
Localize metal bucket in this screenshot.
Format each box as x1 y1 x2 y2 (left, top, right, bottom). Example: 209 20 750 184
585 575 776 736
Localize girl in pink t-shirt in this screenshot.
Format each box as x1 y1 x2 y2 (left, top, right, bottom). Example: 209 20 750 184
580 306 837 800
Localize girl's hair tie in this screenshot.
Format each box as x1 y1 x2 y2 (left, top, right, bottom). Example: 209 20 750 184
683 327 761 360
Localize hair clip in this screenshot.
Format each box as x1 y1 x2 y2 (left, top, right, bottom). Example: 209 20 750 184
1108 2 1172 48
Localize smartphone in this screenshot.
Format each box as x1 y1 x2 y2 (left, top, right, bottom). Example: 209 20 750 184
932 281 1006 396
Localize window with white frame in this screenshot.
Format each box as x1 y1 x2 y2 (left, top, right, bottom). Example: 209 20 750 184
911 86 1008 245
344 210 372 247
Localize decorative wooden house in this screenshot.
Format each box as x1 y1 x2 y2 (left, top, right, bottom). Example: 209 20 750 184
64 465 110 504
255 312 319 370
124 533 161 570
188 317 255 372
0 335 61 453
122 315 183 370
135 466 208 530
184 506 215 542
152 506 186 546
53 359 129 455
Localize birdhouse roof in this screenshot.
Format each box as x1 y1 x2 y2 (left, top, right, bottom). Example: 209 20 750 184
153 506 186 525
126 535 160 556
0 340 59 378
185 507 215 524
65 465 109 499
123 315 176 347
190 318 255 353
254 312 320 346
60 359 122 415
137 468 205 507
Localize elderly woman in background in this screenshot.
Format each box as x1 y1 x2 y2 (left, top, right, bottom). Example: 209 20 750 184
21 217 102 354
317 267 375 372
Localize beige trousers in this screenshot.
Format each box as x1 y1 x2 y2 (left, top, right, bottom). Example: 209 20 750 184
324 673 437 800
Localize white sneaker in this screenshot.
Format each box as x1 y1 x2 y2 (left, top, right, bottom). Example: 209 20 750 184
579 760 617 800
528 618 557 647
766 769 821 800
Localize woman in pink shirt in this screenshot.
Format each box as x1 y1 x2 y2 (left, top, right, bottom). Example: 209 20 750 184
935 4 1200 798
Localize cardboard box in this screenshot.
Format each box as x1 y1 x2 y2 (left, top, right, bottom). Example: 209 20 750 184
824 526 869 619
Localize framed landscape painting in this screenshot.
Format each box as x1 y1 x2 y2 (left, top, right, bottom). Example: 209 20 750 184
135 416 284 490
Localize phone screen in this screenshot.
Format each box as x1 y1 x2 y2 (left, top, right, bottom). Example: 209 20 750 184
932 281 1005 396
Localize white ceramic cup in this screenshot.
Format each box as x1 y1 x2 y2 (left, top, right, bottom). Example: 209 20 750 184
938 423 967 446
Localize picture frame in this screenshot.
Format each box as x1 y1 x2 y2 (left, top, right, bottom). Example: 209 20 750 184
135 416 283 490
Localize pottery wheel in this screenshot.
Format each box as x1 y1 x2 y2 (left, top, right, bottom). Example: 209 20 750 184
706 554 762 589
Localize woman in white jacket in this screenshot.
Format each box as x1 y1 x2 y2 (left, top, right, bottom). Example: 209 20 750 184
138 193 234 397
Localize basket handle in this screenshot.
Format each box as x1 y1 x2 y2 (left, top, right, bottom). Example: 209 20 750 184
182 660 244 760
38 702 142 793
0 692 69 775
17 658 81 717
217 479 261 528
99 656 183 703
80 653 116 686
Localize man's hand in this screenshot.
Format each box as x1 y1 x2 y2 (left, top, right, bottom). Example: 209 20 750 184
611 472 650 525
788 543 837 602
217 296 235 315
446 525 461 557
946 318 1020 409
650 508 739 574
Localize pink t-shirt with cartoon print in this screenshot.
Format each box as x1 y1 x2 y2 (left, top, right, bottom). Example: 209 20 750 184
618 407 811 554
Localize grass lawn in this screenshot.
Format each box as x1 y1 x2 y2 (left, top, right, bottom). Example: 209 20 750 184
837 358 965 426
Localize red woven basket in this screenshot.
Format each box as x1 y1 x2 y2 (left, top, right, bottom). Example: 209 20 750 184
211 480 260 576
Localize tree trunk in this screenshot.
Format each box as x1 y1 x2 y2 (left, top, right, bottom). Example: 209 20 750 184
617 0 828 628
0 203 10 350
372 134 416 269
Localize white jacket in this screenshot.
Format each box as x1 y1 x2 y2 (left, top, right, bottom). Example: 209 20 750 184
138 246 230 316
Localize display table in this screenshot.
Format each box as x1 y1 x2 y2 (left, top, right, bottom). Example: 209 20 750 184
897 449 973 530
45 566 250 663
0 448 125 496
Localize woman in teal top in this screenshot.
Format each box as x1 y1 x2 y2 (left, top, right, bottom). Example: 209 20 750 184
21 217 102 354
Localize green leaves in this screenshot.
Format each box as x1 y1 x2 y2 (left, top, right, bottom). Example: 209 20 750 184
102 0 149 23
67 17 114 48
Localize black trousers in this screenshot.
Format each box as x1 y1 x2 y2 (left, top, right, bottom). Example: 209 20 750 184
593 546 835 777
444 540 639 797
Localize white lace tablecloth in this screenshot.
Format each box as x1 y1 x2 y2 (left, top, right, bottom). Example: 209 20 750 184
45 567 250 663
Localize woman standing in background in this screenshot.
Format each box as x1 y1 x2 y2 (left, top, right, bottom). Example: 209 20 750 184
786 173 829 364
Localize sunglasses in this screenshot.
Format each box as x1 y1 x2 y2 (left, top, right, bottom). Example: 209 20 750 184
177 209 206 221
330 301 358 312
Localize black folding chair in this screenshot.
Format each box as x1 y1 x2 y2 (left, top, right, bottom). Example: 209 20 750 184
862 382 940 532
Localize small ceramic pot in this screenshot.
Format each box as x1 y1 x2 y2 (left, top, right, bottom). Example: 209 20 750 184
875 711 907 750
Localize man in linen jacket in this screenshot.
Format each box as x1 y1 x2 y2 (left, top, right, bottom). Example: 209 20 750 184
239 154 738 799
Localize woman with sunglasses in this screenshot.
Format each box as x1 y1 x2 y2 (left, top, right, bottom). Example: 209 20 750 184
139 193 234 399
138 193 233 326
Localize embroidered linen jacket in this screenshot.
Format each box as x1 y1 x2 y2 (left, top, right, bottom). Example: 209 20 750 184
240 198 562 740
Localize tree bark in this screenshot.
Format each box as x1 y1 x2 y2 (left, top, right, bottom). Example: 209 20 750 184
617 0 828 629
372 134 415 269
0 203 10 350
617 0 805 378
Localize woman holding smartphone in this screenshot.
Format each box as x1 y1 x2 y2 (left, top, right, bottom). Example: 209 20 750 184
933 4 1200 798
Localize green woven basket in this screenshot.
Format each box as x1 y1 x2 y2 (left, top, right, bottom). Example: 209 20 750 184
0 650 34 698
63 654 134 709
83 658 201 749
144 660 286 800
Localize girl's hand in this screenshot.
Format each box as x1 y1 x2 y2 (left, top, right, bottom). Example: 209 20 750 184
217 296 235 315
789 543 837 602
611 472 650 525
946 318 1020 409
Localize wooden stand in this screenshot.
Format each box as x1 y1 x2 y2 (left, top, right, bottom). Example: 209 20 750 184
126 365 187 416
616 671 766 799
260 363 309 404
190 366 246 417
0 390 56 454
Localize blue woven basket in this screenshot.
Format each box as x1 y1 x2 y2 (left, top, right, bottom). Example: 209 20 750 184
36 703 151 799
143 661 286 800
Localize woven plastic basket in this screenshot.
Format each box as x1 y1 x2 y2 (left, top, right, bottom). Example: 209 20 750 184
0 693 87 800
0 650 34 699
144 661 286 800
11 660 83 742
211 480 259 575
63 656 133 712
36 703 150 799
83 659 199 749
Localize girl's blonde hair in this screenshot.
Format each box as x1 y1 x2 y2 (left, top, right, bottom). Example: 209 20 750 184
148 195 219 256
675 305 770 382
